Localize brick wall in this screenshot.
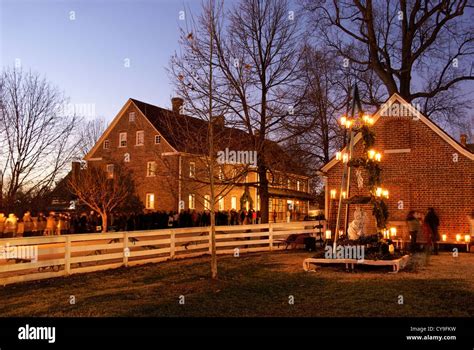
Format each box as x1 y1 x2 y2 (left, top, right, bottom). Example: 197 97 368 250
325 110 474 240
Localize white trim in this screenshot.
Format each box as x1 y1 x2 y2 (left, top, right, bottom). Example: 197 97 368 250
84 99 179 160
320 93 474 173
84 100 133 160
384 148 411 154
87 157 103 161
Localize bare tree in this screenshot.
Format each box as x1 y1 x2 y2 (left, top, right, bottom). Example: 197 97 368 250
171 0 306 224
169 0 253 279
77 118 107 157
68 163 137 233
301 0 474 123
0 68 79 212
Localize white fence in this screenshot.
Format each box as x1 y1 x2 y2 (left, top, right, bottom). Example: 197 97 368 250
0 221 317 286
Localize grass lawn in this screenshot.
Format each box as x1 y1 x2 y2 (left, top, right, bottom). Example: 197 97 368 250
0 250 473 317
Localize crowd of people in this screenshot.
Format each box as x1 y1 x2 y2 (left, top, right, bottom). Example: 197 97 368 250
406 207 440 254
0 209 263 238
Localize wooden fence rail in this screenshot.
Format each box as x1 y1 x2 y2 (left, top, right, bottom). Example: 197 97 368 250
0 221 317 286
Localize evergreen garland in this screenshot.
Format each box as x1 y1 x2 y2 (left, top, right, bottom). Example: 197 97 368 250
348 123 389 230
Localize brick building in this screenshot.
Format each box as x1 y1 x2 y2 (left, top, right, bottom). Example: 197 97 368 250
84 98 312 220
319 94 474 241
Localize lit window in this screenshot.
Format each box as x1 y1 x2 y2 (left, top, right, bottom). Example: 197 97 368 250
231 196 237 210
189 162 196 178
136 130 144 146
287 179 291 189
106 164 114 179
129 112 136 122
103 140 110 149
189 194 195 209
155 135 161 144
146 193 155 209
204 195 211 210
119 132 127 147
297 180 300 191
218 197 224 211
147 161 157 177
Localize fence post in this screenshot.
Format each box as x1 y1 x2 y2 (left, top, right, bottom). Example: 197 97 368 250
170 230 175 259
123 232 129 267
65 236 71 275
269 223 273 251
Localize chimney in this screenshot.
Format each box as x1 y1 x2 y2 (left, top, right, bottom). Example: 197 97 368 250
72 161 81 181
171 97 184 114
212 115 225 128
460 134 467 147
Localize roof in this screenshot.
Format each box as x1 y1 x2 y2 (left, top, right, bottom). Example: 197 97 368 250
85 98 308 177
468 144 474 153
319 93 474 174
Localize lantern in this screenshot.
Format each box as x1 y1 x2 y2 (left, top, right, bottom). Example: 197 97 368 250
390 227 397 237
465 235 470 242
442 234 447 242
330 189 337 199
340 116 347 126
375 153 382 162
456 234 461 242
336 152 342 160
375 187 383 197
342 191 347 199
342 153 349 163
382 190 389 198
368 149 376 160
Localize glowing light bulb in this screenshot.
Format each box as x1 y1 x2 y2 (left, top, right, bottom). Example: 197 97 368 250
368 150 376 160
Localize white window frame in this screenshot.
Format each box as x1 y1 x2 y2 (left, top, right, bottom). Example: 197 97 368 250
145 193 155 209
204 195 211 210
106 164 114 179
129 112 136 122
147 161 157 177
188 194 195 209
189 161 196 178
119 132 127 147
155 135 161 144
103 139 110 149
136 130 144 146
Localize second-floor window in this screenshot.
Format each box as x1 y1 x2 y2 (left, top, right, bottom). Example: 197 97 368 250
297 180 300 191
129 112 136 122
136 130 144 146
147 161 157 177
189 162 196 178
103 139 110 149
119 132 127 147
155 135 161 144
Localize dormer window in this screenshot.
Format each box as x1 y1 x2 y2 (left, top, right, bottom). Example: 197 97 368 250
129 112 136 122
155 135 161 144
103 139 110 149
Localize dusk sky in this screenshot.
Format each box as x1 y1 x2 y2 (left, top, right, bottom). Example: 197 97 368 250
0 0 205 121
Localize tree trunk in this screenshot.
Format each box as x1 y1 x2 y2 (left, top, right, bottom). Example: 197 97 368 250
258 163 269 224
101 212 108 233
